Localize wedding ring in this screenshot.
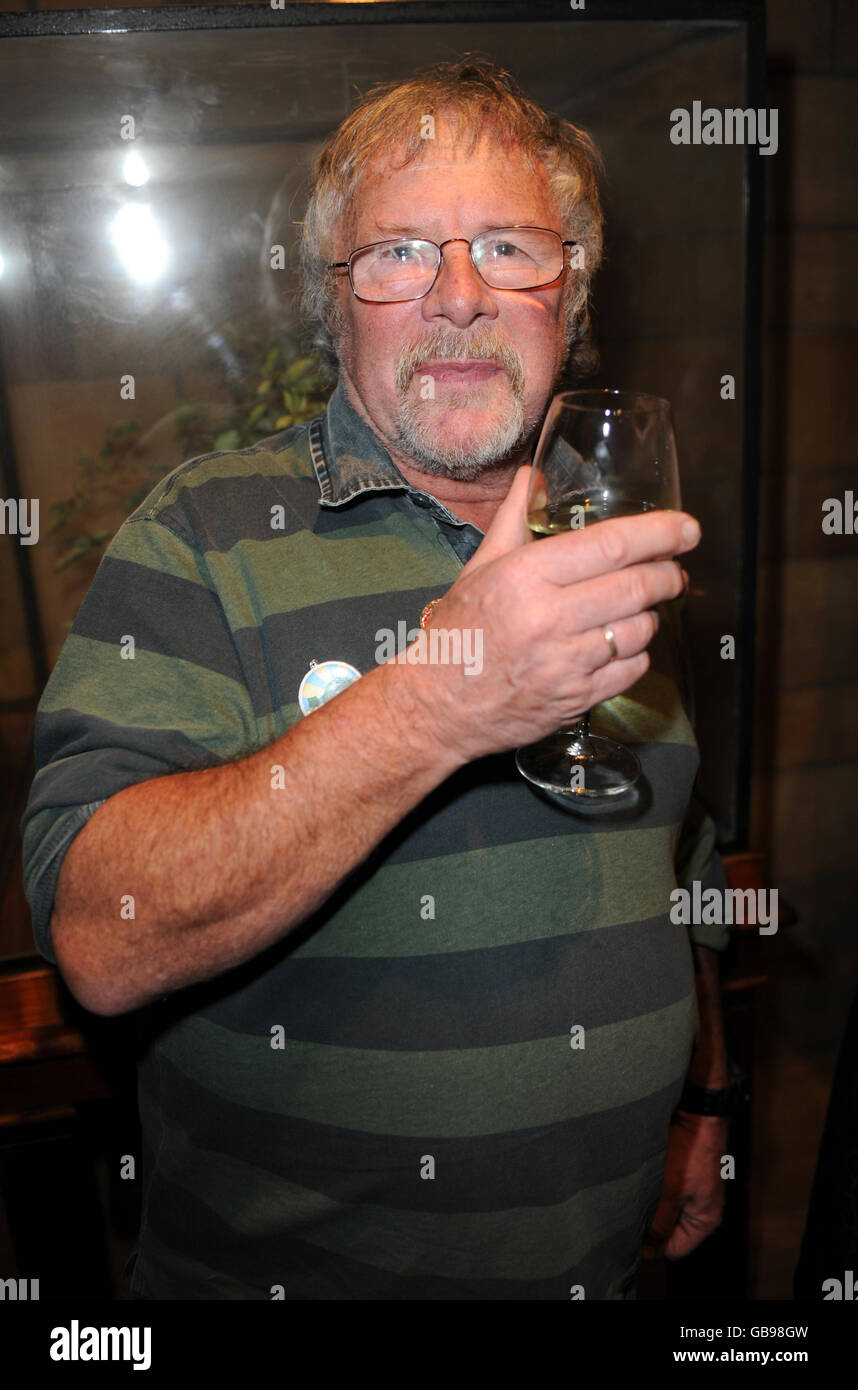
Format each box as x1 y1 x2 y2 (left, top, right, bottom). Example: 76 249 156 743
603 627 618 661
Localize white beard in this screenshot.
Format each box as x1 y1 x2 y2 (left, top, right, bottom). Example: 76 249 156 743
393 388 537 480
390 326 540 480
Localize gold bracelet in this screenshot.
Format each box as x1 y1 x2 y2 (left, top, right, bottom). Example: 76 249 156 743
419 598 442 630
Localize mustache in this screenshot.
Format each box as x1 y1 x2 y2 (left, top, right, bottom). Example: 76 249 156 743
394 329 525 396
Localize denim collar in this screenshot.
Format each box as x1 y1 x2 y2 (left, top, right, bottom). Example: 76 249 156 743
309 379 480 533
309 380 404 505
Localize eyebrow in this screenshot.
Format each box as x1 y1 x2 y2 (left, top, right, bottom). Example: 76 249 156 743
371 222 523 240
373 225 423 239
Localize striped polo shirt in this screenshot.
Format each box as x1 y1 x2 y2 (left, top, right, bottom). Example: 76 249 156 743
21 378 728 1301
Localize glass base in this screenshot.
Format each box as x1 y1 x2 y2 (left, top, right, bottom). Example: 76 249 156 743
515 730 641 799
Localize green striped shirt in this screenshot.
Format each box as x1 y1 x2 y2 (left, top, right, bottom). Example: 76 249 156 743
22 379 728 1300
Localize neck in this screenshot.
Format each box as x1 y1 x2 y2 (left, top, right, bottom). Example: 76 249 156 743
390 448 525 498
392 452 524 532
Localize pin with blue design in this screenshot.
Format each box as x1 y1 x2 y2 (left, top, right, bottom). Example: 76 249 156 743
298 659 362 716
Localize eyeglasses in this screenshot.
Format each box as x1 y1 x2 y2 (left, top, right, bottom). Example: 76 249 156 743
329 226 578 303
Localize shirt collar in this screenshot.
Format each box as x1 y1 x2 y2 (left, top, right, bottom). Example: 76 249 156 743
311 379 411 507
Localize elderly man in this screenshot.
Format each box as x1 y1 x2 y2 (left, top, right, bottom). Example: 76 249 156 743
22 59 730 1300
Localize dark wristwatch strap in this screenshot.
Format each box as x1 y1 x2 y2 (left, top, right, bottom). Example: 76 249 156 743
676 1079 735 1116
675 1062 748 1118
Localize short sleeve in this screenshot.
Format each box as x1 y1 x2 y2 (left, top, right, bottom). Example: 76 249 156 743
20 514 259 965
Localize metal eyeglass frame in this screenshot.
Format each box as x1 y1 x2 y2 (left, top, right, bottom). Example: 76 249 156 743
328 225 579 303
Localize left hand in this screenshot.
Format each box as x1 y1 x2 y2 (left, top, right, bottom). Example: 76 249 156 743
642 1111 728 1260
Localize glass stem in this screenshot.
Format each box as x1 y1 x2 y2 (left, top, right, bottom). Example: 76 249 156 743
566 709 596 757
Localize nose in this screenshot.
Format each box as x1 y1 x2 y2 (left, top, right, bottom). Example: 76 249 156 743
422 238 497 327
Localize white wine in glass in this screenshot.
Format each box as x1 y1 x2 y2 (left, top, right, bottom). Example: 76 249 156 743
516 389 682 800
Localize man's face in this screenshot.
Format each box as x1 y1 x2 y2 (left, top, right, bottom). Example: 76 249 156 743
331 131 571 480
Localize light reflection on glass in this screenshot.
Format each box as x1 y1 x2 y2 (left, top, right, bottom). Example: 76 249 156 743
109 204 169 283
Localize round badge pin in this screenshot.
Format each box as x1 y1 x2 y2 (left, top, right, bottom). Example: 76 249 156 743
298 659 362 716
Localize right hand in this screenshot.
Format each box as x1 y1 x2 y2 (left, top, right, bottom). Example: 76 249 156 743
407 463 701 763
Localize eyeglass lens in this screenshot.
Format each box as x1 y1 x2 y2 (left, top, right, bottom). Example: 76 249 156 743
349 228 564 302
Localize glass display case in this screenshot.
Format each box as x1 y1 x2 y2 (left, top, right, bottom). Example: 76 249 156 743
0 0 764 960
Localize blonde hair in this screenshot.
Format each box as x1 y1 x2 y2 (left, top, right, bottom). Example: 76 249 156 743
299 57 604 381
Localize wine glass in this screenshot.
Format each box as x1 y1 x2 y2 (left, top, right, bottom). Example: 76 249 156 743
515 389 682 800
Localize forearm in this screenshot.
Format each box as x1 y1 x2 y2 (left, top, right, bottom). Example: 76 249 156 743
685 943 729 1088
51 660 464 1016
